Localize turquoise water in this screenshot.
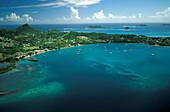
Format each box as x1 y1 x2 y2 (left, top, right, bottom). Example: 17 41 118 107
1 23 170 37
0 43 170 112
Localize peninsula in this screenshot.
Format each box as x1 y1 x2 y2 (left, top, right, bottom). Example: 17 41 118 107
0 24 170 73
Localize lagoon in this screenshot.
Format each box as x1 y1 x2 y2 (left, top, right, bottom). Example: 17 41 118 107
0 43 170 112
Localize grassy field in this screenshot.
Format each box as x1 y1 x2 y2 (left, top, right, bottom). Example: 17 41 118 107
23 46 39 50
0 53 3 59
45 42 54 44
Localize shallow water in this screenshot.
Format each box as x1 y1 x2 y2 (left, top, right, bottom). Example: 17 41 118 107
0 43 170 112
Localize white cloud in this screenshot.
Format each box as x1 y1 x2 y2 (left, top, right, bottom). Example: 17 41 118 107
122 16 128 19
139 13 142 18
63 17 68 20
0 17 4 21
64 0 101 7
70 7 80 19
6 13 22 21
92 10 105 19
59 9 139 23
22 14 33 21
86 17 91 20
128 15 136 19
39 0 47 1
5 13 33 22
108 14 114 18
2 0 102 9
108 14 137 19
108 14 128 19
150 7 170 18
131 15 136 19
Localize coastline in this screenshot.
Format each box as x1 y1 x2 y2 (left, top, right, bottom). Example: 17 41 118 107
0 42 165 74
1 23 170 74
23 45 79 60
0 44 84 74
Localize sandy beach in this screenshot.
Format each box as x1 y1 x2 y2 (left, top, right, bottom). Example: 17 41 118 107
23 45 83 60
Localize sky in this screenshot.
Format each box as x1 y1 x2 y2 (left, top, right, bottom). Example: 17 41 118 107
0 0 170 24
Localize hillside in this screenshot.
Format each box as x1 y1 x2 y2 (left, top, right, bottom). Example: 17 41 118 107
16 24 41 35
0 24 41 37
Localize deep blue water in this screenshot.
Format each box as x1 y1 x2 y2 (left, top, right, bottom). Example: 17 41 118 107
0 43 170 112
0 23 170 37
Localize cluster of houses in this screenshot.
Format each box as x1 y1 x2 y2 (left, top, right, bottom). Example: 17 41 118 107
65 44 72 47
23 43 30 47
76 36 88 39
0 37 12 43
16 48 49 59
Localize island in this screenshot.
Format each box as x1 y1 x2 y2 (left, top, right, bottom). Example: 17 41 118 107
87 26 110 29
134 24 147 27
163 24 170 26
0 24 170 73
124 27 131 30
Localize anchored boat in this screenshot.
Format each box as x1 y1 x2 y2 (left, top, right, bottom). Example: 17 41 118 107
28 58 38 62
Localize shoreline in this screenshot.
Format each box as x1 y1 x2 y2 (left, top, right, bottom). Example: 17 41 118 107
1 24 170 74
0 42 169 74
0 45 83 74
23 45 80 60
18 42 170 62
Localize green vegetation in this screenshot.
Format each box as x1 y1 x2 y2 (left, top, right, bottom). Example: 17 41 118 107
0 24 170 73
124 27 131 30
88 26 109 29
0 53 3 59
163 24 170 26
134 24 147 27
0 64 16 74
23 46 39 50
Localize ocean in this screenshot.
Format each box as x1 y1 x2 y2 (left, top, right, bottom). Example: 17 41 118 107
0 23 170 112
0 23 170 37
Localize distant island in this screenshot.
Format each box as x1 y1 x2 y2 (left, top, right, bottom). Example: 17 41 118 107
134 24 147 27
163 24 170 26
0 24 170 73
124 27 131 30
87 26 110 29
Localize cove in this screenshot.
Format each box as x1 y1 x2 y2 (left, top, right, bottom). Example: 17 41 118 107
0 43 170 112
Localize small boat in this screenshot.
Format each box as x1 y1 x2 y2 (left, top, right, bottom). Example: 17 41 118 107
43 62 46 64
28 58 38 62
76 53 79 55
43 55 45 57
123 50 127 52
150 54 154 56
109 52 112 54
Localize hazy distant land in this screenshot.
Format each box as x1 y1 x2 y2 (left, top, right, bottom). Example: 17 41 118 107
87 26 110 29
